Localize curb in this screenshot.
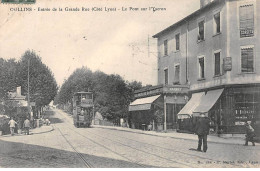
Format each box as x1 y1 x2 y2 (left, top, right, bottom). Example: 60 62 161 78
0 125 54 137
30 125 54 135
92 125 252 146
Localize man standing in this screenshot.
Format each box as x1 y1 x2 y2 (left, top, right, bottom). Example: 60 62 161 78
23 117 30 135
8 117 17 136
244 121 255 146
195 113 210 152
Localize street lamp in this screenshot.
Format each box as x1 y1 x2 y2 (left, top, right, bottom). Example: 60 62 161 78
27 59 31 119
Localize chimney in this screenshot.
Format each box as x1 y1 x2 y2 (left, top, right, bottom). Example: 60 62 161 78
200 0 214 8
17 86 21 97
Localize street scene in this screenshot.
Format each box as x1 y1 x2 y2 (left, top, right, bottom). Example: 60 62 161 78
1 0 260 168
0 108 259 168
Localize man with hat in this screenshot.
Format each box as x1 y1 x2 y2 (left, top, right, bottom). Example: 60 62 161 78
244 121 255 146
195 113 210 152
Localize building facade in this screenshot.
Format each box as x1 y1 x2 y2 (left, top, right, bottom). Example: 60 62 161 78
129 85 189 131
152 0 260 134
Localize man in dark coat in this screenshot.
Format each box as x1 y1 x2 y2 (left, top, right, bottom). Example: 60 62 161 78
244 121 255 146
195 113 210 152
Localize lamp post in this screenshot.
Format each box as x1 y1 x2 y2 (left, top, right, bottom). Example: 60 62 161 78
164 94 167 131
27 59 31 119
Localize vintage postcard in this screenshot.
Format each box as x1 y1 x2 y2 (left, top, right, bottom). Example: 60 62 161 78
0 0 259 168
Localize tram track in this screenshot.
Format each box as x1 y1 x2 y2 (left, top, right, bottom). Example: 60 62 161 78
54 109 193 167
67 126 193 167
78 128 244 167
53 111 148 167
54 109 244 167
53 125 93 168
93 128 244 167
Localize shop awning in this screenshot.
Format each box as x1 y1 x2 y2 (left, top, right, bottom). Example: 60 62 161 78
177 92 205 116
193 88 224 114
129 95 161 112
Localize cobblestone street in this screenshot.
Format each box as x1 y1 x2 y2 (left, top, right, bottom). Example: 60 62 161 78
0 109 259 168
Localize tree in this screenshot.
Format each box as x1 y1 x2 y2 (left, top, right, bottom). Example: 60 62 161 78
55 67 143 121
17 50 58 115
0 58 20 102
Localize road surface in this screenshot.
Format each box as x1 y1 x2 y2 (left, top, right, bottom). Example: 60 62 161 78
0 109 259 168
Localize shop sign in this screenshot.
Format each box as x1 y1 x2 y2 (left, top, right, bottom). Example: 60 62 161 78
240 29 254 38
224 57 232 71
169 87 182 92
135 88 162 97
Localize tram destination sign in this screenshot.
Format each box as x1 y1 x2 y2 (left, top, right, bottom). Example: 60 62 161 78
81 99 93 108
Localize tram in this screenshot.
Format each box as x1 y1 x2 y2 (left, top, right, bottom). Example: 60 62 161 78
72 92 94 128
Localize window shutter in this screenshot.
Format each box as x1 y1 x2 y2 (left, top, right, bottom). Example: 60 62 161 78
199 58 205 78
175 34 180 51
241 47 254 72
198 21 205 40
215 52 220 75
164 40 168 56
174 65 180 84
239 4 254 37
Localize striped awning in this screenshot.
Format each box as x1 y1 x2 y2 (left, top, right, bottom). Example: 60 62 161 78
193 88 224 114
129 95 161 112
178 92 204 116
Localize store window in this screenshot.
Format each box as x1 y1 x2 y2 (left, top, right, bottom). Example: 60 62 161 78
239 4 254 38
198 20 205 41
234 93 257 124
214 12 220 34
175 33 180 51
241 47 254 72
214 52 221 76
198 57 205 79
164 40 168 56
164 68 168 85
174 64 180 84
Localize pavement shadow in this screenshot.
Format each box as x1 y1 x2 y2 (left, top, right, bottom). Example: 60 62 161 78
0 139 154 168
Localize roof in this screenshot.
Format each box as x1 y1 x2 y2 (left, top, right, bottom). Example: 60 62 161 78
153 0 223 38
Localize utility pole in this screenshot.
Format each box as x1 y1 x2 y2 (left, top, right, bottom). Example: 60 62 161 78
27 58 31 119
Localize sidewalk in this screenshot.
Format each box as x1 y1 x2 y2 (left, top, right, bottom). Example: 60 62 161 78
0 125 54 138
92 125 258 146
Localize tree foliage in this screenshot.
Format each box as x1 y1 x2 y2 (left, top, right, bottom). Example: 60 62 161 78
54 67 142 121
0 58 20 101
0 50 58 116
18 51 58 108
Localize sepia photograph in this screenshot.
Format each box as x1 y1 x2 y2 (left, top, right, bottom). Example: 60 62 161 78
0 0 259 168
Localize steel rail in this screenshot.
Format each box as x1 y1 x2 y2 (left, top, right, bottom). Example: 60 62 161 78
54 125 93 168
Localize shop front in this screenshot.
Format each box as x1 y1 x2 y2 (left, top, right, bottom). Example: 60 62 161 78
177 88 224 133
178 84 260 135
128 95 163 130
220 85 260 135
129 85 189 131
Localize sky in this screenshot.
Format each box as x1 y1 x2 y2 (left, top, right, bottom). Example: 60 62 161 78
0 0 199 87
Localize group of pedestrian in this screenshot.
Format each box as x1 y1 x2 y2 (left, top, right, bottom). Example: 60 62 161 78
8 117 30 136
194 114 256 153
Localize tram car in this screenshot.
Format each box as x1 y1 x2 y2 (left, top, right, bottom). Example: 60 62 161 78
72 92 94 128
